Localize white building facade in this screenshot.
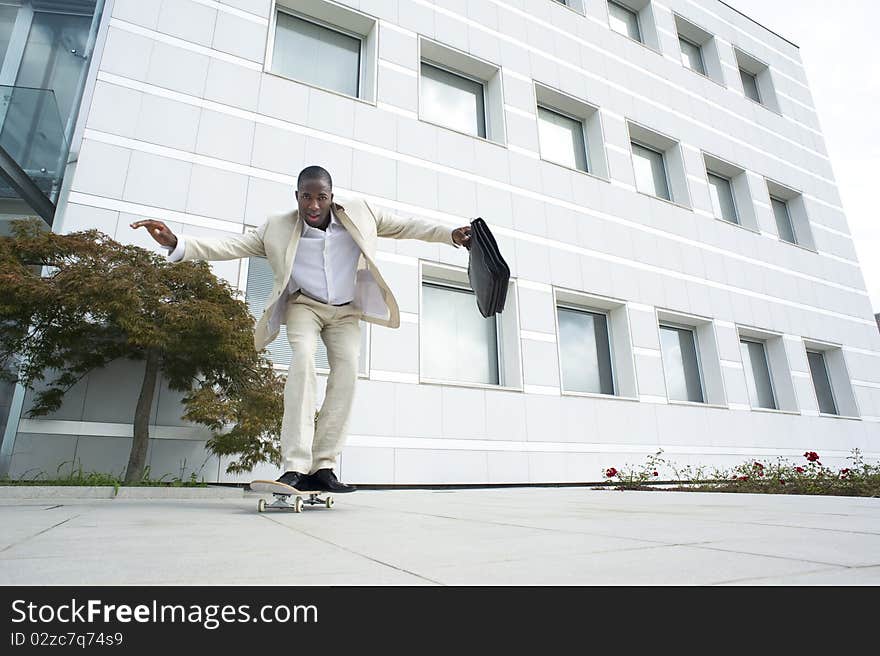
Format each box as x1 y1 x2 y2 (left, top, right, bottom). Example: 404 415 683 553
2 0 879 484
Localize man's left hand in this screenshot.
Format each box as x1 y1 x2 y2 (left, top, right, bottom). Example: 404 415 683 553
452 225 472 249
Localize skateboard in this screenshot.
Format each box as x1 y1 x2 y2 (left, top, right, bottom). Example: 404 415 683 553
250 480 334 513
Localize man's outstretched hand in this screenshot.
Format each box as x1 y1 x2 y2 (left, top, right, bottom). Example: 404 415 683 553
452 225 472 249
131 219 178 249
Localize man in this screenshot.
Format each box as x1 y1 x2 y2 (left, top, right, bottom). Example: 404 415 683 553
132 165 472 493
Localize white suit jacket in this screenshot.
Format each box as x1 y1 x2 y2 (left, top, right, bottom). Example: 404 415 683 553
176 198 457 351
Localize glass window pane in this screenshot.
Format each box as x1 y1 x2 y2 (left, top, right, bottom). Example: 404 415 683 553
632 142 670 200
272 12 361 98
807 350 838 415
679 37 705 75
771 196 797 244
557 307 614 395
15 9 91 124
707 172 738 223
537 106 588 172
740 68 761 103
422 283 498 385
0 4 19 65
420 62 486 138
660 325 704 403
740 340 776 409
608 1 641 42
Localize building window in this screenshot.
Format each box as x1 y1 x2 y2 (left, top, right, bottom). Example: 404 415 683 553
0 5 15 62
557 306 614 395
420 62 486 139
631 142 669 200
551 0 586 13
245 257 366 373
420 263 521 388
419 38 506 144
707 172 738 224
739 68 760 103
801 341 858 417
765 180 814 249
607 0 661 50
770 196 796 244
740 339 776 409
658 312 725 405
628 121 690 206
421 280 499 385
673 14 724 85
534 83 608 178
679 36 705 75
737 326 798 412
537 106 588 172
659 324 704 403
806 350 837 415
702 153 758 231
272 12 360 97
267 1 378 102
0 0 105 224
555 290 638 398
734 48 779 112
608 1 641 42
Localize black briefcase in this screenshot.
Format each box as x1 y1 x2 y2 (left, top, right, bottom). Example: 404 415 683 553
467 217 510 318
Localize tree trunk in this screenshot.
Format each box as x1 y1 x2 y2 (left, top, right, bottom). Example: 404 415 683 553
124 349 160 484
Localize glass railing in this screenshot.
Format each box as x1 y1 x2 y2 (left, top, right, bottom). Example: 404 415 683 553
0 84 69 203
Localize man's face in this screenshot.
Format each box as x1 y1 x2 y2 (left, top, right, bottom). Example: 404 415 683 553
296 179 333 228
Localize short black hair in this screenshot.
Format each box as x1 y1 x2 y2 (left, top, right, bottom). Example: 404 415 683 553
297 165 332 191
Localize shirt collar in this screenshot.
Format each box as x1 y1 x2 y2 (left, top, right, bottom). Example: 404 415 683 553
302 209 338 234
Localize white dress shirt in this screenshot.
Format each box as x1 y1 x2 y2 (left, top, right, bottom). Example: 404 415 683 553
287 209 360 305
167 209 362 305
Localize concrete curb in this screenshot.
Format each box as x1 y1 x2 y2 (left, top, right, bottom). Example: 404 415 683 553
115 486 244 499
0 486 116 499
0 486 245 500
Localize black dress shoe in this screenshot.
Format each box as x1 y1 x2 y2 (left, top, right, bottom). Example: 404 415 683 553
309 469 356 493
276 471 308 490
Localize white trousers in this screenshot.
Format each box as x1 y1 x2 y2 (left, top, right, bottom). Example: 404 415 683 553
281 292 363 474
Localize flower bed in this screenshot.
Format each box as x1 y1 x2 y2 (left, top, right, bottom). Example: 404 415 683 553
599 449 880 497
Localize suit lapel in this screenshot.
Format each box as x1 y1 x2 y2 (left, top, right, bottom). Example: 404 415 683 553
333 204 367 253
283 210 303 272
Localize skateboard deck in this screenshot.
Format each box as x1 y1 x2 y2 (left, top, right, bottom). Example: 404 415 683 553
250 479 334 513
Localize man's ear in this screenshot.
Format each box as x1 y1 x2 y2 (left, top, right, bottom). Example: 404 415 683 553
294 190 299 201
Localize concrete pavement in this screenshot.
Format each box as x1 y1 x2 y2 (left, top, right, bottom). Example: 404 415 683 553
1 487 878 585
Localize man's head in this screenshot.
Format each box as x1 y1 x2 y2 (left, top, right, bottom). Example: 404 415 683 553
296 165 333 229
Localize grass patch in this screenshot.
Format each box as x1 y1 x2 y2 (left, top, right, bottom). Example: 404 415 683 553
0 462 209 490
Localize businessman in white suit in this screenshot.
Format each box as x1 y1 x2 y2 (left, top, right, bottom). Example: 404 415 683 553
133 166 472 492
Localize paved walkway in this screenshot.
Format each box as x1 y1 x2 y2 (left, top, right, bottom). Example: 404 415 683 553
1 488 878 585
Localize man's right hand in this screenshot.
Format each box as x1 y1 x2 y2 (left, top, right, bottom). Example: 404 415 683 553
131 219 178 249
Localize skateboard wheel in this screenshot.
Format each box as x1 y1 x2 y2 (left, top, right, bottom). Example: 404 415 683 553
294 496 303 513
325 497 334 509
257 498 266 513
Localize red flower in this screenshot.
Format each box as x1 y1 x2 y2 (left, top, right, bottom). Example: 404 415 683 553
605 467 618 478
758 471 764 477
738 475 749 481
779 479 786 485
653 471 659 477
753 462 764 470
804 451 820 462
840 468 851 478
795 467 805 474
